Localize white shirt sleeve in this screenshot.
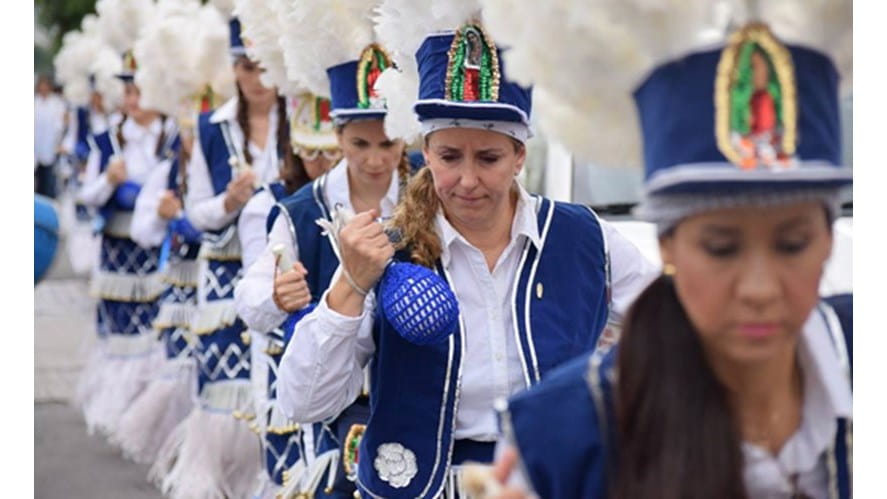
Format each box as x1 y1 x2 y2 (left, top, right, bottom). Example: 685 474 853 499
184 129 239 231
131 159 173 249
77 147 115 207
237 190 275 270
601 220 660 319
234 215 296 334
276 277 377 424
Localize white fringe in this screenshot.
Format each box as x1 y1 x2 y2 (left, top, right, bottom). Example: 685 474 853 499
191 299 240 336
149 405 263 499
73 340 107 421
200 379 256 413
198 227 242 261
90 271 165 302
277 457 310 499
154 302 196 330
79 341 166 437
162 258 200 287
111 358 196 464
299 449 339 497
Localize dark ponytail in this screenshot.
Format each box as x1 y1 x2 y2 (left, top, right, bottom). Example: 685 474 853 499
236 85 254 165
613 274 747 499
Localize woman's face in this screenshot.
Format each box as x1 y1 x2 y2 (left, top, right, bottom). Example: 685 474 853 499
122 82 141 116
424 127 525 230
337 120 403 190
233 57 277 106
659 201 833 366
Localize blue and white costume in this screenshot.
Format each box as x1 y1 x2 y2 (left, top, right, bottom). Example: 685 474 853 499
483 3 854 497
236 71 406 497
275 18 657 498
114 148 201 463
150 18 280 499
75 112 180 436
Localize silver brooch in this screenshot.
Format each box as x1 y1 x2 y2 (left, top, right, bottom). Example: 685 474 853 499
374 443 418 488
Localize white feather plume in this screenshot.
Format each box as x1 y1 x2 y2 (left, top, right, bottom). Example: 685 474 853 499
134 0 236 117
95 0 157 53
279 0 382 97
480 0 851 167
194 3 236 103
372 0 483 142
54 31 97 106
90 45 125 110
234 0 294 94
209 0 236 18
134 0 204 116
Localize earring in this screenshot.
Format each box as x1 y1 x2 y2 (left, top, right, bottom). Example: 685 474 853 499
662 263 676 276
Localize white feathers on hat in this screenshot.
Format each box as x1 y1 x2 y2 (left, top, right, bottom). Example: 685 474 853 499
134 0 235 117
54 14 124 108
480 0 851 166
134 0 203 116
234 0 293 93
54 30 98 106
95 0 157 53
209 0 236 18
279 0 382 98
194 3 236 103
90 45 125 110
372 0 483 142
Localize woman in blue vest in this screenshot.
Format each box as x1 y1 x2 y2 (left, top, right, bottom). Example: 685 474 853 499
149 18 287 499
275 18 657 497
117 125 197 464
478 2 853 498
234 41 414 495
237 92 344 499
75 50 179 438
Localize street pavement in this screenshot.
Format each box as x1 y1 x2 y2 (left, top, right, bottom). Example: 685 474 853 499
35 224 163 499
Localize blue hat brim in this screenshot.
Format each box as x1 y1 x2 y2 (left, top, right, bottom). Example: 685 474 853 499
115 73 135 82
414 99 529 125
645 163 852 195
329 109 387 122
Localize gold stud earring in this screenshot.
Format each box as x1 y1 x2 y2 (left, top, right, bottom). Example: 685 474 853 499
662 263 676 276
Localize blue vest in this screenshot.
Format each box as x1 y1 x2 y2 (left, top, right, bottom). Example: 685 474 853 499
74 107 92 162
267 173 340 303
196 111 237 197
356 198 611 497
268 173 365 498
507 297 854 499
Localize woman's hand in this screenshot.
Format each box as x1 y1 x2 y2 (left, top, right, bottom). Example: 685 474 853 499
106 158 127 186
223 169 257 213
273 261 311 313
488 448 530 499
338 210 394 292
157 190 182 220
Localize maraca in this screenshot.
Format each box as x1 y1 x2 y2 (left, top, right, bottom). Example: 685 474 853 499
113 180 142 210
317 209 461 346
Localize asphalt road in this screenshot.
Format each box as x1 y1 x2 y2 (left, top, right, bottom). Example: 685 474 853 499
35 220 163 499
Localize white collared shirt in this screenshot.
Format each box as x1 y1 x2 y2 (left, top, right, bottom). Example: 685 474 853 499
184 96 281 232
78 117 169 208
274 185 657 439
742 308 852 498
233 159 401 335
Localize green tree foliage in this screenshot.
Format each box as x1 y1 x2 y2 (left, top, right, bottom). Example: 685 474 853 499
34 0 97 75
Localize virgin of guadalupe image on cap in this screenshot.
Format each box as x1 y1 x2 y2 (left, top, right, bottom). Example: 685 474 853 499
716 23 798 170
356 44 392 110
446 23 500 102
